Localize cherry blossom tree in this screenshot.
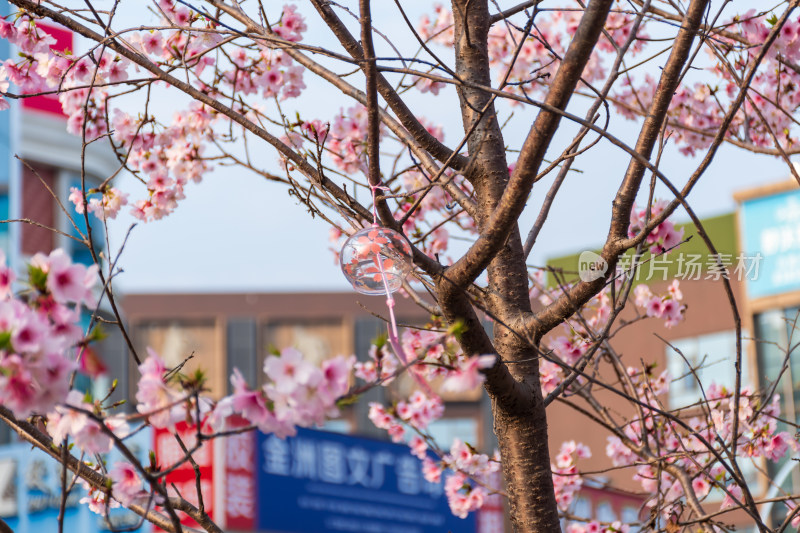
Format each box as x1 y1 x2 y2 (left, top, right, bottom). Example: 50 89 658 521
0 1 799 532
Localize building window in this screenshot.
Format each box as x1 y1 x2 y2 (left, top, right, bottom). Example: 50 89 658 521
621 506 640 532
260 321 348 388
596 501 616 523
573 496 592 520
665 331 750 409
133 320 223 398
755 308 800 404
755 307 800 509
427 417 478 449
61 173 104 266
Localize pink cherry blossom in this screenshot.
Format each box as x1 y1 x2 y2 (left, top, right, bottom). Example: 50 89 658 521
48 390 129 455
0 354 37 417
368 402 393 429
135 348 186 430
422 456 443 483
263 346 318 393
31 249 99 306
720 483 743 509
441 354 495 392
109 462 147 507
79 477 120 515
409 435 428 460
354 344 398 384
692 476 711 499
444 471 487 519
667 279 683 300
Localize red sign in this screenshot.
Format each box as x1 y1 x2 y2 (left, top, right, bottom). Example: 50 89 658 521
22 22 72 116
477 469 506 533
153 422 214 529
223 415 256 530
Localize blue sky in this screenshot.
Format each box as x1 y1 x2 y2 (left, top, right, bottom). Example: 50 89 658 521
98 2 792 293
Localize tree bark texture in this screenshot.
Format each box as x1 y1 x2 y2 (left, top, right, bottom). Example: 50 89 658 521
443 1 613 531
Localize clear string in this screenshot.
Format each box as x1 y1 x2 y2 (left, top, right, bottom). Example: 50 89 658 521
369 184 432 394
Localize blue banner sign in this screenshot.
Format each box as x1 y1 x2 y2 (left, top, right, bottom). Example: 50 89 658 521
0 428 152 533
740 188 800 298
256 428 475 533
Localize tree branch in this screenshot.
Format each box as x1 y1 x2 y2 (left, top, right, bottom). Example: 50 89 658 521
446 0 614 289
310 0 470 172
527 0 710 339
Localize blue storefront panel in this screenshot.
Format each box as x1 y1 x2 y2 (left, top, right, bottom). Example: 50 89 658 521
255 428 475 533
740 188 800 299
0 427 152 533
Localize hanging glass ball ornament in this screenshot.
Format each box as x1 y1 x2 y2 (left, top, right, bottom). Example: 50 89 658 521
340 226 414 295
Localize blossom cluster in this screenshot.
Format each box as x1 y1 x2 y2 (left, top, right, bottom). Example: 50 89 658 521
605 373 798 518
47 342 357 513
0 243 360 516
0 247 156 514
354 342 399 383
418 4 649 102
326 104 377 174
108 461 150 508
321 117 470 262
552 441 591 511
614 10 800 155
417 5 800 160
69 186 129 220
135 348 211 431
45 342 359 515
48 390 129 455
111 101 213 222
400 328 497 389
77 460 150 515
0 1 647 266
539 279 685 397
0 249 98 418
287 105 463 261
368 392 444 444
209 347 354 438
627 200 685 256
431 439 501 518
361 326 506 519
396 165 472 260
355 326 496 394
634 280 684 328
566 520 633 533
369 393 502 519
1 3 310 224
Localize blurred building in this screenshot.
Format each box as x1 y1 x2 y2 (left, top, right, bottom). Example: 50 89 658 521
122 291 500 533
0 14 135 532
119 191 791 530
122 291 497 451
544 212 744 526
10 22 126 402
5 21 118 265
736 179 800 525
0 16 125 404
545 175 800 528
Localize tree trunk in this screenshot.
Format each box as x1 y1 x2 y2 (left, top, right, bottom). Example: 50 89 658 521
494 389 561 533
